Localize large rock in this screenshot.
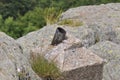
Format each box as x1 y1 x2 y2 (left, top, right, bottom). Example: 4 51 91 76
0 32 41 80
17 25 104 80
17 25 96 59
16 3 120 80
17 24 119 60
60 3 120 27
112 28 120 45
60 3 120 46
16 25 58 59
89 41 120 80
87 24 116 43
65 26 95 48
32 34 104 80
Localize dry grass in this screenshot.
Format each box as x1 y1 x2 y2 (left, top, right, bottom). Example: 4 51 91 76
31 55 61 79
44 7 62 25
58 19 83 27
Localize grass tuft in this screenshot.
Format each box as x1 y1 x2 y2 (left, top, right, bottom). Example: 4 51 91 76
44 7 62 25
31 55 61 79
58 19 83 27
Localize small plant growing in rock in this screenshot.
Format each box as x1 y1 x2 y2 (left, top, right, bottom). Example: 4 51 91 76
43 7 62 25
58 19 83 27
31 55 61 80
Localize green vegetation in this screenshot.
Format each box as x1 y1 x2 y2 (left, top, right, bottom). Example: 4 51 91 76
0 0 120 38
31 55 61 79
0 8 46 38
0 0 37 19
44 7 62 25
59 19 83 27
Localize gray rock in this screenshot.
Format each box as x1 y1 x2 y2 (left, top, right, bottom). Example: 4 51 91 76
60 3 120 46
17 25 58 59
89 41 120 80
16 3 120 80
112 28 120 45
17 24 118 58
32 34 104 80
0 32 41 80
87 24 116 43
65 26 95 48
17 25 95 60
1 3 120 80
60 3 120 27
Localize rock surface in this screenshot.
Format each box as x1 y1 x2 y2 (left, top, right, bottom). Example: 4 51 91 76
89 41 120 80
0 32 41 80
60 4 120 80
17 24 120 59
60 3 120 27
60 3 120 45
17 24 96 59
1 3 120 80
32 34 104 80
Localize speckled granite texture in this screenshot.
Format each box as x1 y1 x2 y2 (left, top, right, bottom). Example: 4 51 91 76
32 34 104 80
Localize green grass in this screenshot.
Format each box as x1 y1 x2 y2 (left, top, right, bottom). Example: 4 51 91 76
58 19 83 27
44 7 62 25
31 55 61 79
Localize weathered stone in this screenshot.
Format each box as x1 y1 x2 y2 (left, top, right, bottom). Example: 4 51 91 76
0 32 41 80
31 34 104 80
17 25 95 60
60 3 120 27
1 3 120 80
89 41 120 80
65 26 95 48
87 24 117 43
112 28 120 45
17 25 58 59
16 3 120 80
44 35 104 80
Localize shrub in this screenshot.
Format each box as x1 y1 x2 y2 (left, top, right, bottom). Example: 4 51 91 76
0 8 46 39
31 55 61 79
20 7 46 29
58 19 83 27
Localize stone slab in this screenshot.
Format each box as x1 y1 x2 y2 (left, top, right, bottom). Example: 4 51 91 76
44 34 104 80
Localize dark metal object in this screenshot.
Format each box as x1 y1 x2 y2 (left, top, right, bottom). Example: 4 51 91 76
43 76 54 80
51 27 66 45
